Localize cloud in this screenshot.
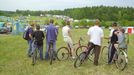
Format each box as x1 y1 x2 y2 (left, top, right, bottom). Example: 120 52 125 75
0 0 134 11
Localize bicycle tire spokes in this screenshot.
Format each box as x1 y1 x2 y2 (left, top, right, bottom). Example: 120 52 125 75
115 51 127 71
101 46 108 63
87 49 94 62
32 50 37 65
57 47 69 61
76 46 88 57
74 52 86 68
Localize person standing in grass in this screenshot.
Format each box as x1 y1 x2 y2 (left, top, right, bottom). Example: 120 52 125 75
32 25 45 60
62 20 75 59
108 22 118 64
87 19 104 66
27 24 34 57
45 19 58 60
117 28 128 49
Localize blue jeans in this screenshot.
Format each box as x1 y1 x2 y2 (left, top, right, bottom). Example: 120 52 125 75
27 39 33 56
32 44 43 60
45 41 56 60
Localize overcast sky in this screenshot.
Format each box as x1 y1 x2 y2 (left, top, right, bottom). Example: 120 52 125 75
0 0 134 11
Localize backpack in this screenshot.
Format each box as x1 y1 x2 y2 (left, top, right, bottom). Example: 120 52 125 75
23 28 30 40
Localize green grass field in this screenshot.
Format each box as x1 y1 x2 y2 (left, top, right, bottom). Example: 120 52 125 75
0 29 134 75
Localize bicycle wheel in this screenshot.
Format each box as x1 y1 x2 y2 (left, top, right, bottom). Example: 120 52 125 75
76 46 88 57
115 50 128 71
88 49 94 62
57 47 69 61
101 46 108 63
32 49 37 65
49 48 53 65
74 52 86 68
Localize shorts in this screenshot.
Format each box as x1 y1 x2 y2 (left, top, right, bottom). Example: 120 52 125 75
63 36 73 48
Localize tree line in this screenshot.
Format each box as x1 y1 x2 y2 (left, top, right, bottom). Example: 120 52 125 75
0 6 134 21
47 6 134 21
0 6 134 27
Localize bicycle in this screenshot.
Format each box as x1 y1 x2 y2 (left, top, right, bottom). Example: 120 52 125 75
100 40 110 63
75 45 94 62
32 48 38 65
101 35 129 71
48 40 55 65
57 37 85 61
114 47 128 71
101 43 128 70
74 42 95 68
32 41 39 65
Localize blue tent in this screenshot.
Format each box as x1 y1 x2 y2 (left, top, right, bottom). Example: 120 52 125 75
0 22 4 27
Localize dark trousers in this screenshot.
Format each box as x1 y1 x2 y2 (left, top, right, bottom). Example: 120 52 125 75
108 43 116 63
87 42 101 65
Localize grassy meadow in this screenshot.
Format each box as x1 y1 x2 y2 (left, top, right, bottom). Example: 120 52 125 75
0 29 134 75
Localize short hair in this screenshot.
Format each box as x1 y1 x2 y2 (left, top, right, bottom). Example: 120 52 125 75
50 19 54 24
120 28 125 33
94 19 100 25
30 24 34 27
66 20 70 25
36 25 40 30
112 22 117 27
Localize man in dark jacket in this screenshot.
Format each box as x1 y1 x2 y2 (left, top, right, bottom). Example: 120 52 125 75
32 25 45 60
108 22 118 64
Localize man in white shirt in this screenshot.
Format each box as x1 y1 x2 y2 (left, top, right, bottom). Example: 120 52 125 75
62 21 75 59
87 19 104 65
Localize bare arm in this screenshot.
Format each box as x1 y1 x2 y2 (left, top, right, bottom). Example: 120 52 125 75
29 34 33 39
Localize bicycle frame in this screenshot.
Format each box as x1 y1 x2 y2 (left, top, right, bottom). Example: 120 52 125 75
57 37 85 61
67 37 83 54
82 42 95 60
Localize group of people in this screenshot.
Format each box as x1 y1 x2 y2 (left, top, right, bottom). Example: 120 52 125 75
25 18 127 66
107 22 127 64
26 19 58 60
86 19 127 65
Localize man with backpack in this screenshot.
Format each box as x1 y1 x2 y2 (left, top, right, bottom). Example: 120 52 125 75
32 25 45 60
25 24 34 57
